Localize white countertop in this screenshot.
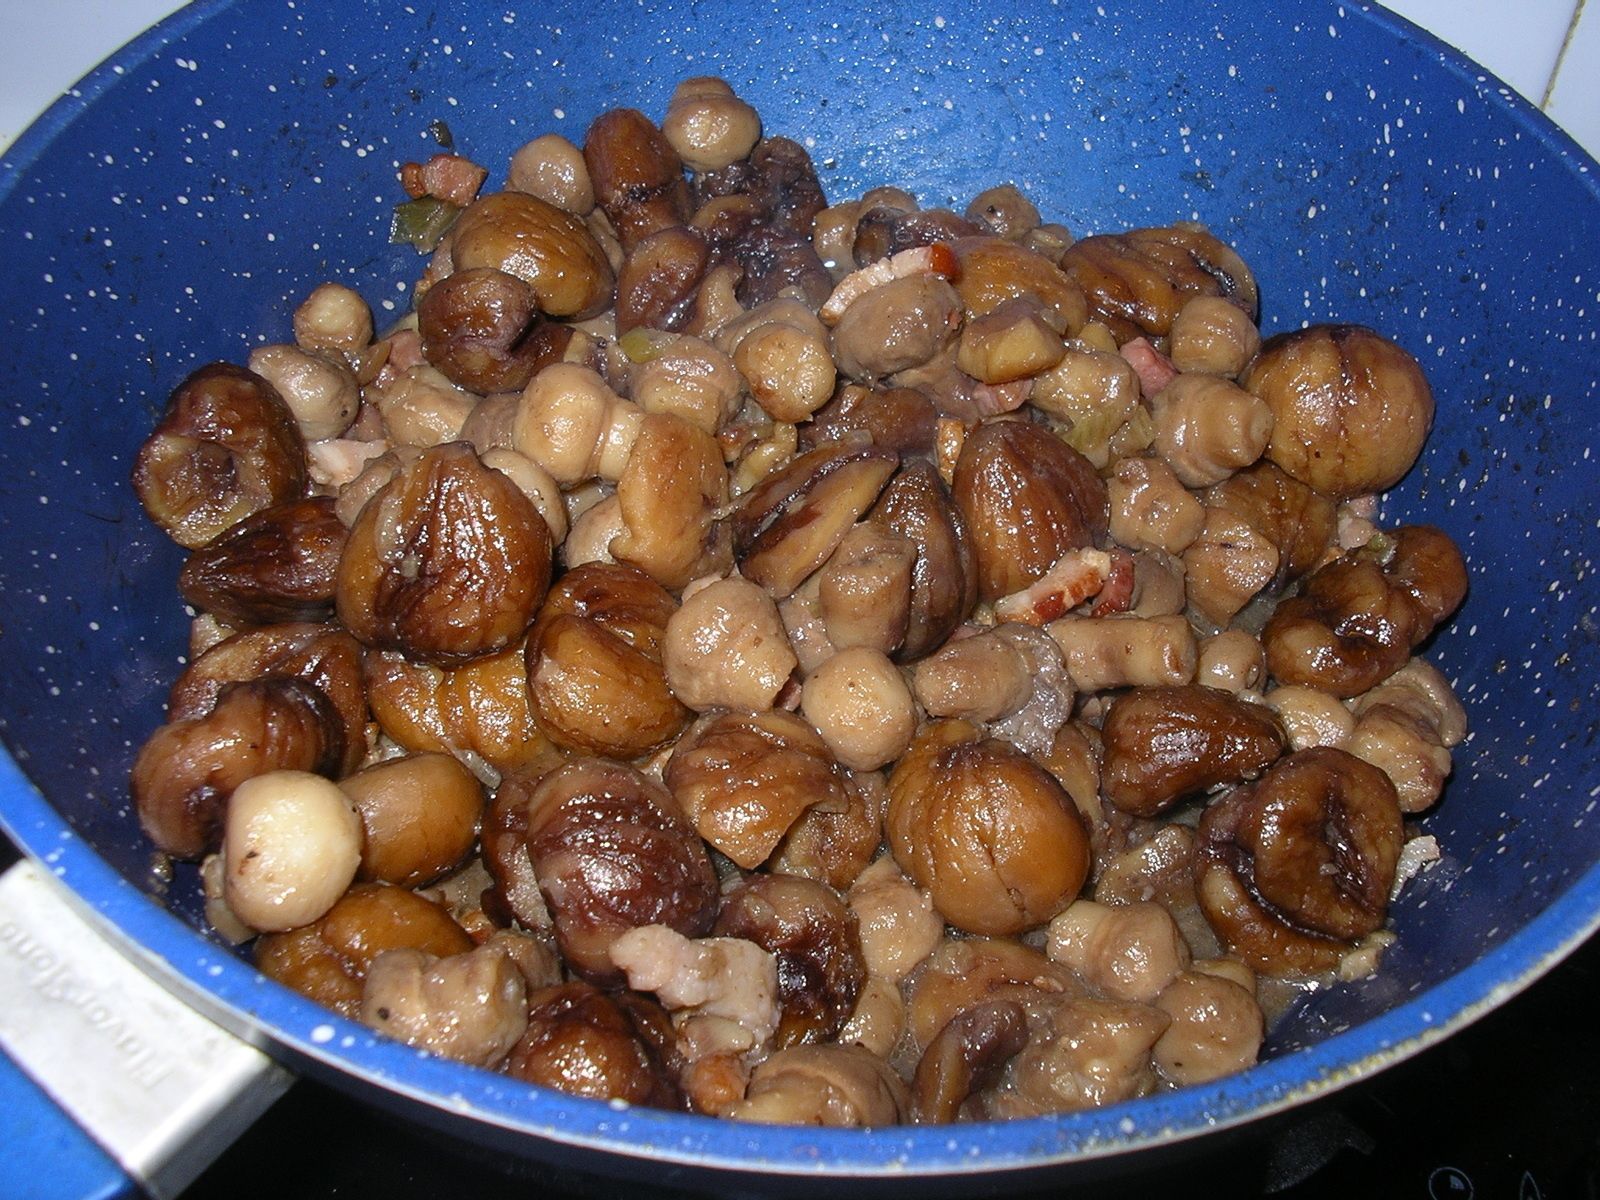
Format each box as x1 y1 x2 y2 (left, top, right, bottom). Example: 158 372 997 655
3 0 1595 158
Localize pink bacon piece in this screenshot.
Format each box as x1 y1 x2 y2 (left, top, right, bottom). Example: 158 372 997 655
818 243 960 326
400 153 489 208
1088 549 1137 617
1120 336 1178 398
994 548 1113 626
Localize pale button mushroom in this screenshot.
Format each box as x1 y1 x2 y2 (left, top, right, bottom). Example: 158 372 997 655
360 944 528 1068
661 77 763 173
293 281 374 357
248 343 360 442
223 769 363 932
662 576 797 713
1047 899 1192 1003
799 647 918 772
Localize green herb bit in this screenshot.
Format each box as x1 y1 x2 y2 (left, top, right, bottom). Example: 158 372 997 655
389 197 462 252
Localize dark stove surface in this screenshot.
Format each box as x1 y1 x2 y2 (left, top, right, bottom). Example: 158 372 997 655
6 832 1596 1200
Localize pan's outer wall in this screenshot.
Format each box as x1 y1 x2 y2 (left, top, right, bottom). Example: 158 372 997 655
1 0 1599 1183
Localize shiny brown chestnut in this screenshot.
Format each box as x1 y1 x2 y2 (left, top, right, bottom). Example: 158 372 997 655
506 981 684 1109
255 883 474 1018
416 266 555 394
524 562 688 759
887 721 1090 936
133 362 308 549
714 874 867 1049
1058 223 1258 344
1196 746 1404 976
1100 685 1288 817
665 709 851 869
733 440 899 598
336 442 552 667
1244 324 1433 500
584 108 693 251
1262 525 1467 697
615 225 711 333
178 496 346 627
514 757 719 986
133 678 345 860
167 622 367 776
449 190 615 320
868 460 979 661
952 418 1109 604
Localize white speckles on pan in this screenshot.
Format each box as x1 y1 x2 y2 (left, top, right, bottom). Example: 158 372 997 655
0 0 1598 1180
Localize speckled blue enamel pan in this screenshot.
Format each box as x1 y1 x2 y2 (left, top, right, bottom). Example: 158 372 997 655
2 0 1598 1187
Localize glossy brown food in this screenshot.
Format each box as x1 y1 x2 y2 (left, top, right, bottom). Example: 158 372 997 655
666 709 851 870
714 874 866 1048
1262 525 1468 697
178 496 346 626
514 758 719 985
336 442 552 666
1245 324 1433 499
1100 685 1287 817
952 419 1109 603
524 562 688 759
255 883 473 1017
1059 223 1258 343
133 362 307 549
887 721 1090 936
506 981 684 1108
133 678 345 859
1197 747 1404 975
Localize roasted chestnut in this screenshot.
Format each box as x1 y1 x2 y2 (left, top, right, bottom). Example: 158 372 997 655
887 721 1090 936
714 873 866 1048
524 562 688 759
1196 746 1404 975
952 418 1108 604
1244 324 1433 499
178 496 346 626
512 758 719 985
336 442 553 666
1099 685 1287 817
133 362 307 549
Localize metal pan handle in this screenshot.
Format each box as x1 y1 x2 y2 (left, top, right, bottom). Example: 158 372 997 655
0 859 291 1199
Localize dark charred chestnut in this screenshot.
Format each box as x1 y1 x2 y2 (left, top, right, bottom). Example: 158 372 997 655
133 362 308 549
732 224 833 310
336 442 552 667
1099 685 1287 817
952 418 1109 604
178 496 346 627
